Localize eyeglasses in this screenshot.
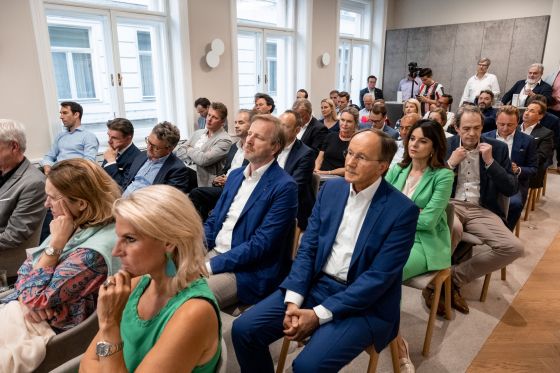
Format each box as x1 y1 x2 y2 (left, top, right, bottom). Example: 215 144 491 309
478 64 489 67
369 119 385 125
145 136 169 152
343 149 383 163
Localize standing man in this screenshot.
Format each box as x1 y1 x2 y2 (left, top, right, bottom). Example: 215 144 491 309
254 93 275 114
232 129 419 372
417 68 445 115
359 75 384 109
0 119 47 282
477 90 498 133
194 97 211 130
293 99 329 156
296 89 309 99
204 114 298 308
398 62 423 101
102 117 141 186
460 57 500 105
42 101 99 174
176 102 232 187
442 106 523 314
501 63 553 107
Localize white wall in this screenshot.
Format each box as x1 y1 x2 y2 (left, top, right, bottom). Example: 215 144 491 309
387 0 560 75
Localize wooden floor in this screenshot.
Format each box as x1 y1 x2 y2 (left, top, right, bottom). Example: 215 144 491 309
468 231 560 372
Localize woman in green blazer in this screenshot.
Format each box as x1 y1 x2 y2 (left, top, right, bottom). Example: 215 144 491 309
385 119 454 372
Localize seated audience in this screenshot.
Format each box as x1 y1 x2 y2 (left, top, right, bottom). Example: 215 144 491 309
395 98 422 130
122 122 195 196
392 113 421 166
329 90 340 111
428 94 456 131
315 107 358 176
176 102 232 187
358 93 374 126
81 185 220 372
520 101 554 189
544 63 560 118
526 94 560 168
501 63 553 107
41 101 99 175
428 108 453 138
102 118 141 186
1 159 120 332
438 106 523 314
460 58 500 105
417 68 445 115
483 105 538 229
359 75 384 108
188 109 252 220
386 119 454 371
296 89 308 99
0 119 47 282
204 114 297 308
293 98 329 156
338 91 350 112
362 104 399 139
232 129 419 372
254 93 275 114
194 97 211 130
319 98 340 132
477 90 497 133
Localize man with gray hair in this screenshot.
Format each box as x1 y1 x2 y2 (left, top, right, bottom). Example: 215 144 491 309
501 63 553 107
459 57 500 105
292 98 328 156
121 121 196 195
0 119 47 282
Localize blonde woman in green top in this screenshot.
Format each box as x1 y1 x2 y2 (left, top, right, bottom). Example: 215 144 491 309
81 185 220 373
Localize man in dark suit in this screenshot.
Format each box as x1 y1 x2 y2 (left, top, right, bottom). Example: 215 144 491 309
232 129 419 372
102 118 141 185
359 75 384 109
204 114 298 308
443 106 523 314
526 94 560 168
501 63 553 107
477 90 497 133
189 109 253 220
121 121 196 195
519 101 554 189
483 105 538 229
292 98 329 156
364 104 399 139
278 110 316 230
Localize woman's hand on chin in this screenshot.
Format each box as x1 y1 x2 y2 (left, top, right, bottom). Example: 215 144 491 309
97 270 132 331
49 199 76 248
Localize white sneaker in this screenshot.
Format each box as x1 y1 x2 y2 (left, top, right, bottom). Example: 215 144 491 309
399 338 415 373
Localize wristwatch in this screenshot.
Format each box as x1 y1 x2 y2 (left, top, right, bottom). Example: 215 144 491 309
96 340 124 357
44 246 63 256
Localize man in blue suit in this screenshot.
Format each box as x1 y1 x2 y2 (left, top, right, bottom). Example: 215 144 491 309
232 129 419 372
483 105 538 229
363 104 399 139
204 114 298 308
102 118 141 185
121 121 196 195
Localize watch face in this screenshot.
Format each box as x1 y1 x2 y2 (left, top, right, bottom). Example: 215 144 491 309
96 342 110 356
45 247 54 255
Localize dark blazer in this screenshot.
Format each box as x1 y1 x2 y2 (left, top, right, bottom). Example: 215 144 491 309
483 130 538 188
501 79 553 106
539 112 560 163
122 151 197 194
481 107 497 133
359 87 384 109
284 139 315 230
102 143 141 186
222 142 248 175
205 161 298 305
383 125 399 140
280 177 419 352
524 123 554 188
446 136 518 220
300 117 329 156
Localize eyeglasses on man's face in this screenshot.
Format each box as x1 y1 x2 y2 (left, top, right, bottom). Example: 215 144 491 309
145 136 169 152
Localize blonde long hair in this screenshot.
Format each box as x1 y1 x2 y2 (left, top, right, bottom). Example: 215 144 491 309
112 185 206 293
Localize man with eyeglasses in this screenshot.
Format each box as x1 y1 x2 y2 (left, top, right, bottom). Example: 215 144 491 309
101 118 141 186
232 129 419 372
121 121 195 196
392 112 421 166
363 105 399 139
459 58 500 106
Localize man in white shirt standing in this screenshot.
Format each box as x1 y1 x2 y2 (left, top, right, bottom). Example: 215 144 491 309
232 129 419 372
460 58 500 105
204 114 298 308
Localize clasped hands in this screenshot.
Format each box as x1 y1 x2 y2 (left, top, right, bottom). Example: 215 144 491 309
283 303 320 342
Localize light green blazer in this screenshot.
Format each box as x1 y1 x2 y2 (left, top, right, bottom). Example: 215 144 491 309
385 164 454 271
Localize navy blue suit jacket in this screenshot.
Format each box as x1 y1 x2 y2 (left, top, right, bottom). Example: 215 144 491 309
102 143 141 186
205 161 298 305
359 87 384 109
501 79 553 106
383 125 399 140
301 117 329 156
284 139 315 230
446 136 518 220
280 178 419 352
540 112 560 163
122 151 197 194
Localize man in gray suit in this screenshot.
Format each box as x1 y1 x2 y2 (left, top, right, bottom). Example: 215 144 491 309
0 119 47 281
176 102 232 187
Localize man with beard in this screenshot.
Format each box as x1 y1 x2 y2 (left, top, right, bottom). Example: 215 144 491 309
501 63 553 107
477 90 497 133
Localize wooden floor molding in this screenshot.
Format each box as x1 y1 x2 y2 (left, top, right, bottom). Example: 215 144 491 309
468 232 560 372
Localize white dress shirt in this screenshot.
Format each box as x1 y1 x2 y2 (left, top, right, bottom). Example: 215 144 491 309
496 132 515 157
227 142 245 176
277 139 296 169
520 122 537 136
297 118 312 140
518 79 542 107
460 73 500 105
284 178 382 324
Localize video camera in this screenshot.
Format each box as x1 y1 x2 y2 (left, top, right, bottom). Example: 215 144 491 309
408 62 422 77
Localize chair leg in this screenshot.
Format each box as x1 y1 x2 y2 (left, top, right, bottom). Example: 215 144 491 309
444 276 452 320
537 187 542 201
531 189 537 211
480 273 492 302
389 339 400 373
501 267 507 281
543 172 547 196
423 277 442 356
276 337 291 373
366 345 379 373
515 219 520 237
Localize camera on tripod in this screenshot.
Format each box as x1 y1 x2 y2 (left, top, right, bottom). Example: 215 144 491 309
408 62 422 77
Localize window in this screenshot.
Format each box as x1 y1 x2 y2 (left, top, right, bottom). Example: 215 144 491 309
44 3 172 149
236 0 295 113
337 0 372 105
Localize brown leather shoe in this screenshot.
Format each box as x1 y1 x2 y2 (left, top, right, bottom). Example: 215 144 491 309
451 285 469 314
422 287 446 316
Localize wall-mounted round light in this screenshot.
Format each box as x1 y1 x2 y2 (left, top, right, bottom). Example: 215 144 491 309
206 38 225 69
321 52 331 66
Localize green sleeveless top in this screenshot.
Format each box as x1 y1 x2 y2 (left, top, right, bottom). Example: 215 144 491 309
121 276 221 372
